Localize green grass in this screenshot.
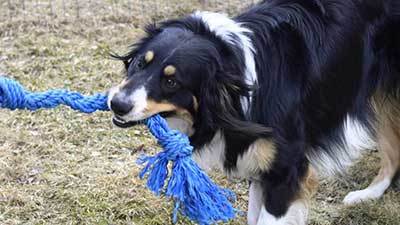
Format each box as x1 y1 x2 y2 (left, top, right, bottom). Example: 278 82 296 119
1 1 399 224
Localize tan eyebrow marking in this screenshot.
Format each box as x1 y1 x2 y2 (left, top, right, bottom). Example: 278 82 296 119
145 50 154 63
164 65 176 76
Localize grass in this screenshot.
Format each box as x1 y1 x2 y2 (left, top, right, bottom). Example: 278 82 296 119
0 0 399 224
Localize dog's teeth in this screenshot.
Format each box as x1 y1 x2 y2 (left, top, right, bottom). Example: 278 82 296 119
114 117 126 123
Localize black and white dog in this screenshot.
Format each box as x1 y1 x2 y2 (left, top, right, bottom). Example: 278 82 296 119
108 0 400 224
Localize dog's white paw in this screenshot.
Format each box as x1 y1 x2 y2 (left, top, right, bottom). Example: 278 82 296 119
343 179 391 205
343 189 375 205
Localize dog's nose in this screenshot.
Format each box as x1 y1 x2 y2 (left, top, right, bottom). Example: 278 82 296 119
110 94 133 116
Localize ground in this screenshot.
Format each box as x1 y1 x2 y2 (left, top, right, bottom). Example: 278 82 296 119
0 0 399 225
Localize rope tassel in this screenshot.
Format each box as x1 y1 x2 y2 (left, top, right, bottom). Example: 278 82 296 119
139 115 236 224
0 76 236 224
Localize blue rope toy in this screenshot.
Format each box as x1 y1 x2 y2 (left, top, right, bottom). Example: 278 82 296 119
0 76 236 225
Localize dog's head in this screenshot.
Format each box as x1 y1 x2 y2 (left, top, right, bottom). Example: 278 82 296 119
108 14 270 145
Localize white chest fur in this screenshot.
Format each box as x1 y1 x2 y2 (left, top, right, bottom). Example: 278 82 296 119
193 131 226 172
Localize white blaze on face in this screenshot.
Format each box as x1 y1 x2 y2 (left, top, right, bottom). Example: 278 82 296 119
107 85 119 110
108 85 149 122
127 86 148 120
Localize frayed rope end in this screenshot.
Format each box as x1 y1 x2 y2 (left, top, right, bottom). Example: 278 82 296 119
137 115 237 224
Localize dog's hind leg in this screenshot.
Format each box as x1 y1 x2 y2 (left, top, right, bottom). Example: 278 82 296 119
343 96 400 204
344 13 400 204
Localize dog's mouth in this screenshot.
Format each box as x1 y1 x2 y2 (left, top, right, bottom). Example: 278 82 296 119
112 112 173 128
112 116 142 128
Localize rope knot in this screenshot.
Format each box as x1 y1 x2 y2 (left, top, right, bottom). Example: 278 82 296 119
147 119 193 160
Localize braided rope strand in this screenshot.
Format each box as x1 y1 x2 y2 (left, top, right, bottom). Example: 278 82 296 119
0 77 108 112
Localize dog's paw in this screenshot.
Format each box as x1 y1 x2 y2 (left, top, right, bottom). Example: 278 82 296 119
343 187 386 205
343 179 391 205
343 189 373 205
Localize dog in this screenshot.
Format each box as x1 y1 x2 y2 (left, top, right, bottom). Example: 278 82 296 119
107 0 400 224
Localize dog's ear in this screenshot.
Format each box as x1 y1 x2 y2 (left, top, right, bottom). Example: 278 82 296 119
109 23 162 68
199 71 272 139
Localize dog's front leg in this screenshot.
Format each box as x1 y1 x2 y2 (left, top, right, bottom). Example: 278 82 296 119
248 181 264 225
255 164 317 225
254 118 317 225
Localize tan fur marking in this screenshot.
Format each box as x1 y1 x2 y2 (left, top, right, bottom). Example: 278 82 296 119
145 100 178 115
175 108 194 124
372 93 400 186
373 126 400 186
300 166 318 200
343 93 400 204
144 100 193 124
145 51 154 63
164 65 176 76
236 139 276 177
250 139 276 172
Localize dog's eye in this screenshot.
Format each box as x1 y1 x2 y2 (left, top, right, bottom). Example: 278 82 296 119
135 58 146 70
165 78 177 88
129 55 146 72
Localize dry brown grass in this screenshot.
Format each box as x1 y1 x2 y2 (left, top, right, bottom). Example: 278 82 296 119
1 1 399 225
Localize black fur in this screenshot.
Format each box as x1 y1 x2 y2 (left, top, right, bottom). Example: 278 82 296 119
111 0 400 219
